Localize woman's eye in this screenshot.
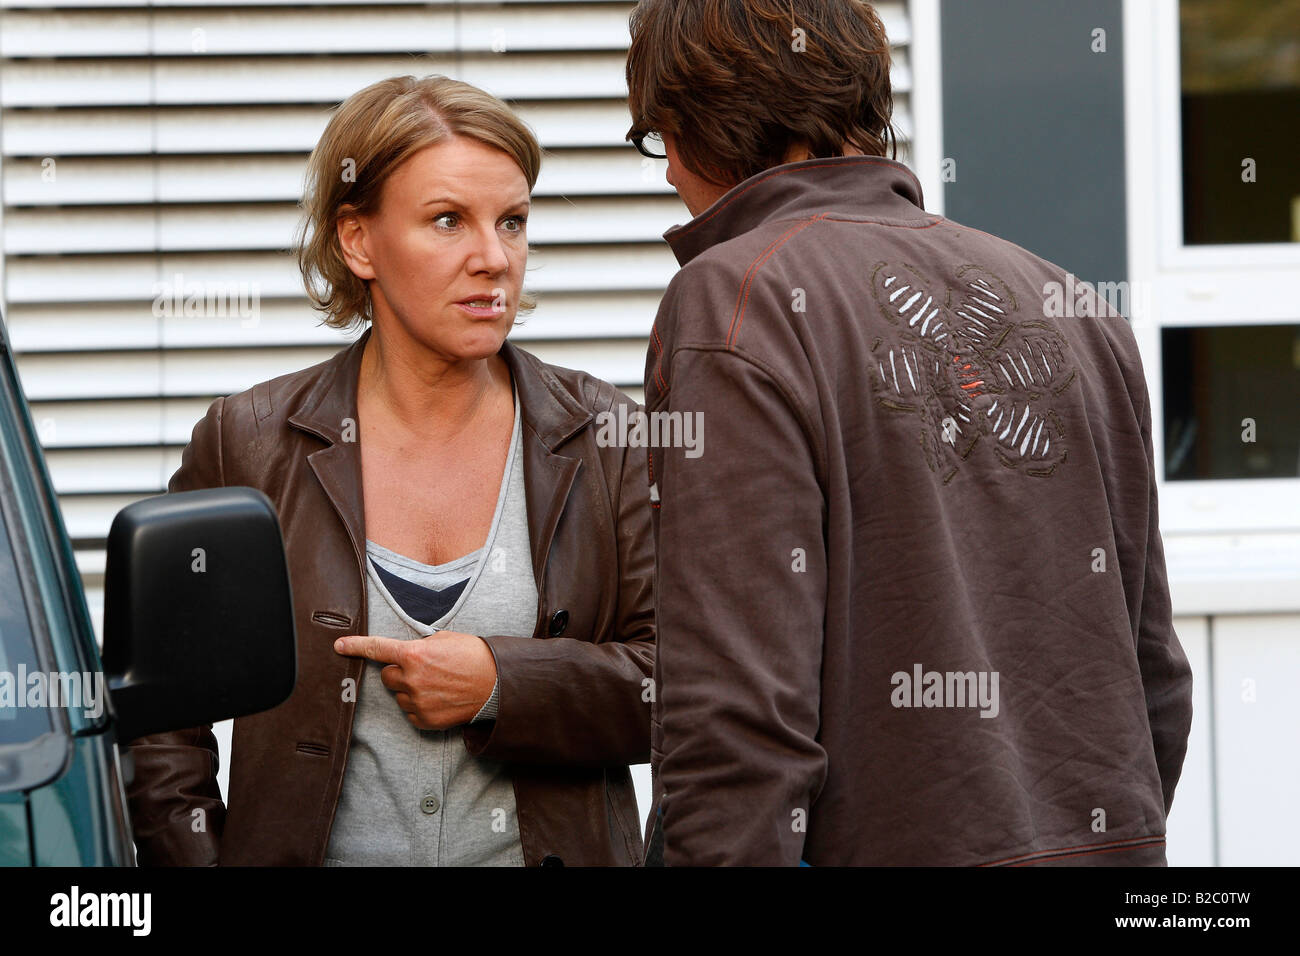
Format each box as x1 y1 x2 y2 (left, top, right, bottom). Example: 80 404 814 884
433 212 459 229
501 216 527 233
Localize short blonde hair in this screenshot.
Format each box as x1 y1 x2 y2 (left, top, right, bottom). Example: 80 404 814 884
296 75 541 330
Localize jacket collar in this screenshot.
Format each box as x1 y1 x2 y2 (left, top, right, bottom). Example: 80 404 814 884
285 327 370 445
286 325 592 452
500 340 594 451
663 155 931 267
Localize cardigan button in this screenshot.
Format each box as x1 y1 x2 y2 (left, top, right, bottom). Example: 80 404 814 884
539 854 565 867
547 610 569 637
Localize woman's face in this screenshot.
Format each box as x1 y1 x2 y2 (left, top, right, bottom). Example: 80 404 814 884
339 135 531 365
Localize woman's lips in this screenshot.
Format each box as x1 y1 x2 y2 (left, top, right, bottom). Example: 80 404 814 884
456 299 504 318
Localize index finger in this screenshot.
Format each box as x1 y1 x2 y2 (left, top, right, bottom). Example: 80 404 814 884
334 634 406 665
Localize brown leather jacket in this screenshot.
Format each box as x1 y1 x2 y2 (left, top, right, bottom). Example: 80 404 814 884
125 328 655 866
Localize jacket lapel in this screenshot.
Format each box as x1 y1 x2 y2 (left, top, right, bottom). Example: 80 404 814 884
286 328 371 600
500 341 593 633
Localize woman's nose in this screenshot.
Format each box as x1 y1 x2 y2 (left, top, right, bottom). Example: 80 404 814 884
469 226 511 275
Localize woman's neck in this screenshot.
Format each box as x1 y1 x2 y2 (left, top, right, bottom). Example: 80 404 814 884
357 327 511 442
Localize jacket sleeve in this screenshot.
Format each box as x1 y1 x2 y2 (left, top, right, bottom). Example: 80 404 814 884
123 396 229 866
1133 385 1194 816
654 346 828 866
462 388 655 767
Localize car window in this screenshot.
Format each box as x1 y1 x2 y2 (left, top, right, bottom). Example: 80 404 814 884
0 325 102 743
0 501 54 746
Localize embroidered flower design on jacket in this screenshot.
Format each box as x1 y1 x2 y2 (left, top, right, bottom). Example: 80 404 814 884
868 262 1077 482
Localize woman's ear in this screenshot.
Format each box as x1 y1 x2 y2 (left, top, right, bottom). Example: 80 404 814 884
336 208 377 281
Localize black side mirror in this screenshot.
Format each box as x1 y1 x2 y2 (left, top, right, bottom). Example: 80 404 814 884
101 487 296 742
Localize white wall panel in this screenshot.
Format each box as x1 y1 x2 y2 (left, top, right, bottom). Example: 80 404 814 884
1164 616 1214 866
1211 614 1300 865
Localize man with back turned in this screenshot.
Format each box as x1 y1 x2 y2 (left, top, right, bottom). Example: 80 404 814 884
626 0 1193 866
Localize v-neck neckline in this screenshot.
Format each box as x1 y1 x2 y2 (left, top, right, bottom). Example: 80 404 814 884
364 385 522 635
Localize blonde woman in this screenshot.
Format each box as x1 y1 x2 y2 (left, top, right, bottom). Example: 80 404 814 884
126 75 654 867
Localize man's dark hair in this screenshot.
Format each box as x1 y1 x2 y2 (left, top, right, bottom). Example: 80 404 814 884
626 0 898 187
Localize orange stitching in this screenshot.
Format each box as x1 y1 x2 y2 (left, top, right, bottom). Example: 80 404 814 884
983 835 1160 867
647 323 666 390
981 835 1164 868
1007 840 1166 867
722 221 812 347
818 215 943 231
727 215 826 349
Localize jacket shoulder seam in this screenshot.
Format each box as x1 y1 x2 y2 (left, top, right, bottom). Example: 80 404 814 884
251 379 274 424
726 214 828 350
650 216 827 396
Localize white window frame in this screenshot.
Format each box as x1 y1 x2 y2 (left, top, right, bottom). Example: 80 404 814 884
907 0 945 218
1123 0 1300 536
